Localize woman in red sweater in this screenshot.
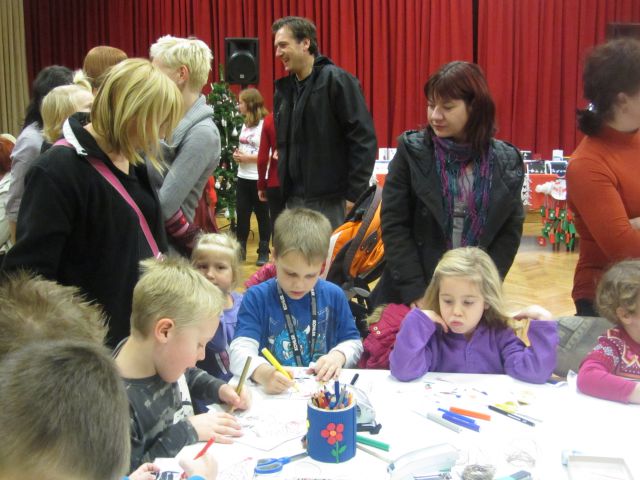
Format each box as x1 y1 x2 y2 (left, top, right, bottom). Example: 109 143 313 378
257 112 284 237
567 38 640 316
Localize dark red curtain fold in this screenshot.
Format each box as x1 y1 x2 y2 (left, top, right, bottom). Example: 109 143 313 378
478 0 640 158
23 0 473 148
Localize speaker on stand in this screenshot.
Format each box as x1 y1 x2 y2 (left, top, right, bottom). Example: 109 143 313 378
225 38 259 88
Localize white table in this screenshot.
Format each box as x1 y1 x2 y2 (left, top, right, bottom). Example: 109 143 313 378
174 369 639 480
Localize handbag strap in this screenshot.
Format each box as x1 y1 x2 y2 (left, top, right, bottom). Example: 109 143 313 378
54 139 161 259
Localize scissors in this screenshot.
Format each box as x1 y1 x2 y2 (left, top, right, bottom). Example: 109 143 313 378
254 452 308 475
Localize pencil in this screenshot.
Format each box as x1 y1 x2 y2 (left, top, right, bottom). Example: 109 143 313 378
229 356 251 414
488 405 535 427
193 436 215 459
425 412 462 433
356 443 391 463
260 347 299 391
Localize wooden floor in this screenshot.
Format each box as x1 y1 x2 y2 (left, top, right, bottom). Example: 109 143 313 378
234 211 579 317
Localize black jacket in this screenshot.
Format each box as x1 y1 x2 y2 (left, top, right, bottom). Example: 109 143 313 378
273 55 377 203
375 129 524 305
2 118 167 347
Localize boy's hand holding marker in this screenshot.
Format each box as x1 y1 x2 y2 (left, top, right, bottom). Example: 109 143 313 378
219 382 252 411
255 347 296 394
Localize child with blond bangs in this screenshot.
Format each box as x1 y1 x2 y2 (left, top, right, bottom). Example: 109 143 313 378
577 260 640 404
192 232 244 381
229 208 362 394
114 256 250 471
390 247 558 383
40 84 93 151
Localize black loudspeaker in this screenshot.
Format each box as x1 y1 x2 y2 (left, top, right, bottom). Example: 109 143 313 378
607 23 640 40
225 38 259 85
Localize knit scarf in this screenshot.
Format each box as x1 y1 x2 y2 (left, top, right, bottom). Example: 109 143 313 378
431 131 493 248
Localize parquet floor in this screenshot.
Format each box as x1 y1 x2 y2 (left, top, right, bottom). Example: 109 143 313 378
233 212 579 318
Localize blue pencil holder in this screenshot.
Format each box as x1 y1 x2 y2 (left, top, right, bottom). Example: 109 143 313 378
307 398 357 463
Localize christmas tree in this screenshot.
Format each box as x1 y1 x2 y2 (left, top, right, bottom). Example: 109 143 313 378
207 66 244 228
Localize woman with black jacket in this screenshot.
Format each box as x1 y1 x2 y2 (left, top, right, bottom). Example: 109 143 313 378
374 61 524 307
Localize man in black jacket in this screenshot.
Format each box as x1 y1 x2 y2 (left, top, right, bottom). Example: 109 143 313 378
272 16 377 229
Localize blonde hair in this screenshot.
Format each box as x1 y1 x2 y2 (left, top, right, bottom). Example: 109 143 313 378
72 69 93 92
90 58 182 170
0 341 130 480
0 271 108 360
41 85 93 142
83 45 128 90
150 35 213 90
192 233 242 289
239 88 268 127
422 247 510 329
131 256 224 336
596 259 640 325
273 208 332 264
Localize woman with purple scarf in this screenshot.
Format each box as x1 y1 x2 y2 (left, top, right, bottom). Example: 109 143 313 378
373 61 524 307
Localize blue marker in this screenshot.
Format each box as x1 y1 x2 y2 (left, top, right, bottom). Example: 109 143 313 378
437 408 476 425
441 412 480 432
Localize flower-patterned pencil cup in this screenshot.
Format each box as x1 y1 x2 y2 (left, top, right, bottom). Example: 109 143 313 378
307 398 357 463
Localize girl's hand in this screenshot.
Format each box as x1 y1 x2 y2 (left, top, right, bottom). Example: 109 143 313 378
310 350 346 382
187 412 242 443
513 305 554 321
218 383 252 411
422 309 448 333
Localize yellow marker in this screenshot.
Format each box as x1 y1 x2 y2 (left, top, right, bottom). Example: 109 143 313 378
261 347 298 391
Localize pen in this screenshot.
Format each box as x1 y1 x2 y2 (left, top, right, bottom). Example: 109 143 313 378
194 436 215 459
488 405 535 427
261 347 298 391
336 372 359 408
229 356 251 414
356 434 390 451
449 406 491 421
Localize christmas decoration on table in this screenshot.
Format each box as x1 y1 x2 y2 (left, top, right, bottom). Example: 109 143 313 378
535 179 576 251
206 65 244 229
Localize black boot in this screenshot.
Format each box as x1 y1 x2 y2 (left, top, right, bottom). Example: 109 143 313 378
256 241 270 266
239 241 247 262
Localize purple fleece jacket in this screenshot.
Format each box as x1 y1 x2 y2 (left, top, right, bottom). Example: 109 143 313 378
389 309 558 384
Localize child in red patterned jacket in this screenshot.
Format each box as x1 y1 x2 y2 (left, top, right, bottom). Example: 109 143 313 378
577 259 640 403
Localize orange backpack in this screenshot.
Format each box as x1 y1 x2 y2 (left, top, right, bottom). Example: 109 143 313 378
324 185 385 294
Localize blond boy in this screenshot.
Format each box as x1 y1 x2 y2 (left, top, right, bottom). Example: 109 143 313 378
114 256 250 470
229 208 363 393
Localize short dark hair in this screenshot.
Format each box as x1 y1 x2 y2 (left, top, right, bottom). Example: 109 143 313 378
23 65 74 130
0 340 130 479
272 16 318 56
424 61 496 153
577 38 640 136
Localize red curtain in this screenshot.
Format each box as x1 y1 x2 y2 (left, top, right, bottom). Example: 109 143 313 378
478 0 640 158
23 0 473 148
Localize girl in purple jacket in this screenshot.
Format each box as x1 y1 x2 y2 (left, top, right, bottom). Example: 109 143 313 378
390 247 558 383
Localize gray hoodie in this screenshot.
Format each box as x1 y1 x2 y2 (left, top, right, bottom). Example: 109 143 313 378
158 94 221 221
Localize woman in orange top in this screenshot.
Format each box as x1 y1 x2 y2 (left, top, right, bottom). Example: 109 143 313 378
567 38 640 316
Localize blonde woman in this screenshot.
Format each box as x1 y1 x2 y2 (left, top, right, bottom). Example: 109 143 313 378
3 59 182 348
234 87 270 265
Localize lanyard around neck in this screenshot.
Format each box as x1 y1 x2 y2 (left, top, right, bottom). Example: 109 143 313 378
276 284 317 367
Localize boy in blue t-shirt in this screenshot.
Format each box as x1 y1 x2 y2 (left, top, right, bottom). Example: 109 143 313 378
230 208 363 394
